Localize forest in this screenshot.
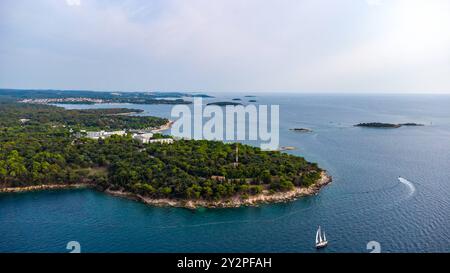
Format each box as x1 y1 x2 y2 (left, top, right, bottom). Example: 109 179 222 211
0 102 167 129
0 101 323 200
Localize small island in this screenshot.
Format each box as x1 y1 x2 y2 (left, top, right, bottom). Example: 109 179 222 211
290 128 313 133
232 98 242 101
0 101 331 209
248 99 257 103
355 122 424 128
207 101 243 106
189 94 214 98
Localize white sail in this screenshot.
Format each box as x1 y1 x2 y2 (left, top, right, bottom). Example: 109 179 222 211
315 226 328 248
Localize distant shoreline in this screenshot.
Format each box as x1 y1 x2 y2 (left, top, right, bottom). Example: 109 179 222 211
0 183 94 193
108 111 142 116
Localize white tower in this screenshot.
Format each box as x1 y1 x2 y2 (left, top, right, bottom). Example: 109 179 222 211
234 143 239 167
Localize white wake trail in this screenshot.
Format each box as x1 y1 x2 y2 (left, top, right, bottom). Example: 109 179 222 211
398 177 416 197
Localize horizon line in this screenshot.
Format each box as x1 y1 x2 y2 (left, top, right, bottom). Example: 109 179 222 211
1 87 450 96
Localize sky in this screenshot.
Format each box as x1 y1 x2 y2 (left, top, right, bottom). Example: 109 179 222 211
0 0 449 93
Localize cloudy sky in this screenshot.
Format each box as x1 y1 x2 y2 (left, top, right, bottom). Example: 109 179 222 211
1 0 449 93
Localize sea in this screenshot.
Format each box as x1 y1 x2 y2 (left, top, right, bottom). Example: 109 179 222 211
1 94 449 253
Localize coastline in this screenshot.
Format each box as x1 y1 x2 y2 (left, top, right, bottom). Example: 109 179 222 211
152 120 174 133
109 111 142 116
105 171 332 209
0 183 94 194
0 172 331 209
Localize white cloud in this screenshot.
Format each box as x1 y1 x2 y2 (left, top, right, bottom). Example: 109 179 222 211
1 0 450 93
66 0 81 6
366 0 382 6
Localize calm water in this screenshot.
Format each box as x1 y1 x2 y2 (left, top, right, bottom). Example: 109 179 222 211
1 94 450 253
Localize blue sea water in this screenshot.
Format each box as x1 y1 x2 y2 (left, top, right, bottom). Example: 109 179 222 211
1 94 450 253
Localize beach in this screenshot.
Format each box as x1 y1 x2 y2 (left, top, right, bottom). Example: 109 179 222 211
152 120 174 133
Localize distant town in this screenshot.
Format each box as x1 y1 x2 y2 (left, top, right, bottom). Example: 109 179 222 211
0 89 197 105
20 97 105 104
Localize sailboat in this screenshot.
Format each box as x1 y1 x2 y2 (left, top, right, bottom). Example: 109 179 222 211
315 226 328 249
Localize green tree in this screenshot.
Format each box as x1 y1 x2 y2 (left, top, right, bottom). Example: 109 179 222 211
6 150 27 178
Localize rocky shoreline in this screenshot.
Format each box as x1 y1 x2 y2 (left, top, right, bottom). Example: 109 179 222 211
105 171 332 209
0 183 93 193
0 172 332 209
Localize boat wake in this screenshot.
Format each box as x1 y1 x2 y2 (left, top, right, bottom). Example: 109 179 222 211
398 177 416 197
152 177 419 230
343 182 400 195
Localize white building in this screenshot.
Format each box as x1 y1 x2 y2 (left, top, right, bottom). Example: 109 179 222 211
133 133 154 144
148 138 174 144
86 130 127 140
86 131 104 139
103 131 127 137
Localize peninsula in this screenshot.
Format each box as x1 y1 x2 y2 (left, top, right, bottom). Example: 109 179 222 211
0 100 331 209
